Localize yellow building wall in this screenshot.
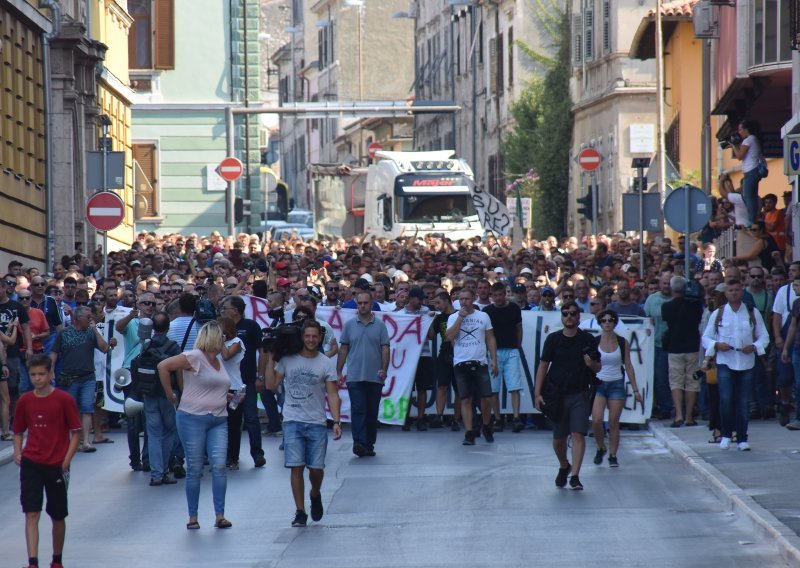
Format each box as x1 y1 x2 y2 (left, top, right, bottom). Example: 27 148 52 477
668 22 703 178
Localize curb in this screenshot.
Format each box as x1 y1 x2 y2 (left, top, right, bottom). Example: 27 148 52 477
650 422 800 565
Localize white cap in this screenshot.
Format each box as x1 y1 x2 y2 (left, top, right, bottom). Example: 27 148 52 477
392 270 408 282
360 273 373 283
519 267 533 275
462 263 473 272
494 267 505 274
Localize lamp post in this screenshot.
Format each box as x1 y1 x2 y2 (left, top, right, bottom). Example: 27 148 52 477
96 114 113 278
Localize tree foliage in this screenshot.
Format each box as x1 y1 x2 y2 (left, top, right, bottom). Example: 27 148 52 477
503 8 573 239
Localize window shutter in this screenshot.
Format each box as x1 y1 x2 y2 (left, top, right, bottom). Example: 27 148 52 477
133 144 158 218
584 6 594 61
496 32 504 94
602 0 611 53
573 15 583 65
508 26 514 86
154 0 175 70
489 37 497 94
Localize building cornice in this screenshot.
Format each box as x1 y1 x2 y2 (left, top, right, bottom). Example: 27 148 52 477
572 86 656 113
5 0 53 33
106 0 133 30
99 67 135 104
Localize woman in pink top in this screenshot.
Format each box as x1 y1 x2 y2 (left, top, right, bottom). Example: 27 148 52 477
158 321 232 530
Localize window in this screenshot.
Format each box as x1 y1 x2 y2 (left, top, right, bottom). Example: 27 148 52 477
508 26 514 86
496 32 505 94
573 14 583 65
133 143 159 218
752 0 791 65
584 5 594 62
128 0 175 70
318 23 335 70
791 0 800 50
666 116 680 172
489 37 497 94
603 0 611 54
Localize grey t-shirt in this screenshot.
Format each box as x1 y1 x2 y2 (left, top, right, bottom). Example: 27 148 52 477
53 327 99 379
275 352 336 425
340 315 390 383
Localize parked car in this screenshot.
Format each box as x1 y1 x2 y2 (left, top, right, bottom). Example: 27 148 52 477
271 223 315 241
286 209 313 228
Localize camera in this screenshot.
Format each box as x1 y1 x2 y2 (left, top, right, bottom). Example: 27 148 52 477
261 323 303 361
582 346 601 362
720 132 742 150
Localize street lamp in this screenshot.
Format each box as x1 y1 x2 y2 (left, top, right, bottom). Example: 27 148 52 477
95 114 113 278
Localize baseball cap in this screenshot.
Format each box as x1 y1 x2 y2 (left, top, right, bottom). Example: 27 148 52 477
494 267 505 274
519 267 533 275
360 273 373 284
130 260 142 267
409 286 425 299
274 261 288 270
276 277 291 287
513 284 526 293
541 286 555 297
353 278 371 290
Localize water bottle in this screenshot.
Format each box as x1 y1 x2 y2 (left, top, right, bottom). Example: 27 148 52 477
229 386 246 410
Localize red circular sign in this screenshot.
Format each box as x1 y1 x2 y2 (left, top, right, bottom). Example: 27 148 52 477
86 191 125 232
217 157 243 182
368 142 383 159
578 148 602 172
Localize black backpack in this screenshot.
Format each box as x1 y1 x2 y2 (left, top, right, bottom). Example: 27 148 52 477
195 298 216 325
130 337 179 398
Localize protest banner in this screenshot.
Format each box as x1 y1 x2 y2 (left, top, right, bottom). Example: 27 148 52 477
97 306 132 413
470 182 513 236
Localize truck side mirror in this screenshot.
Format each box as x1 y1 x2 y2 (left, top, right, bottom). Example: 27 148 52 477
382 196 393 231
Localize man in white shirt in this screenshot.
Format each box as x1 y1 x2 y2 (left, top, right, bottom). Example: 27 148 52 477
771 261 800 425
702 279 769 451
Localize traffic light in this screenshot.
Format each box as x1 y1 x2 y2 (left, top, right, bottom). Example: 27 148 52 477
576 190 593 221
234 197 244 224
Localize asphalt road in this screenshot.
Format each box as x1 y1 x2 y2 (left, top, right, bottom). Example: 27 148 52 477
0 427 789 568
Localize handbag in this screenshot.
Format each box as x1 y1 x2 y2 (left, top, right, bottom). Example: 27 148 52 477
541 378 563 422
757 157 769 179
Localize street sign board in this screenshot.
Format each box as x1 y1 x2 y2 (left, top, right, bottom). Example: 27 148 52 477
217 157 243 182
506 197 532 228
86 191 125 232
87 151 125 190
577 148 602 172
622 192 662 232
368 142 383 159
784 134 800 176
664 185 710 233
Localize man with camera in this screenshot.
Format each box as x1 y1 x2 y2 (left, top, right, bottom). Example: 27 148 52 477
534 301 601 490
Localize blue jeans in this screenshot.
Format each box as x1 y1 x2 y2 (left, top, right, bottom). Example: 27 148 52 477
144 396 177 479
654 348 673 416
62 378 96 414
176 410 228 517
742 168 761 225
716 364 753 442
790 348 800 420
260 388 283 434
348 381 382 448
241 384 264 457
14 359 31 394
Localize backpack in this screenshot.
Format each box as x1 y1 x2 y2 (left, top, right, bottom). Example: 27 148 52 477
713 303 757 341
195 298 216 324
130 337 179 398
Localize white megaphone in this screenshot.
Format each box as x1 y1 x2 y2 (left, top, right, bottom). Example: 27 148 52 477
113 368 132 393
123 397 145 418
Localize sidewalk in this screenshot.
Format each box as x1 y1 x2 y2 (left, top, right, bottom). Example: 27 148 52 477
0 439 13 466
651 419 800 564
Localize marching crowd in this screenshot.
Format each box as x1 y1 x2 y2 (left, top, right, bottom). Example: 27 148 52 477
2 197 796 565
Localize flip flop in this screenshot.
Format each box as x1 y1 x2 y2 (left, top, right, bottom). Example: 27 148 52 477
186 521 200 530
214 518 232 529
670 420 684 428
708 436 721 443
93 438 115 444
81 445 97 453
684 421 699 427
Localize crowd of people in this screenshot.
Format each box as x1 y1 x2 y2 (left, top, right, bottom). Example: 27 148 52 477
3 210 797 565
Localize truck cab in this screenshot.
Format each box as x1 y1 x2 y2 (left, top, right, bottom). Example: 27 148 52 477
365 150 483 240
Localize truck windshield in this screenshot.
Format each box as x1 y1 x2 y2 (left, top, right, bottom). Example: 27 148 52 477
394 174 475 223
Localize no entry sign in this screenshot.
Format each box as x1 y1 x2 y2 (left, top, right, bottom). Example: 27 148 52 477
577 147 602 172
217 157 243 182
368 142 383 159
86 191 125 232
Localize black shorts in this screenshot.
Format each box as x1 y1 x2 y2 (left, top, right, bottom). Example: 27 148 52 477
414 357 434 391
453 361 493 400
552 392 590 440
433 357 456 389
20 457 69 519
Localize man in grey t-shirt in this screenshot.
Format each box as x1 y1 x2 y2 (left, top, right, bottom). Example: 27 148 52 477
337 291 390 458
267 320 341 528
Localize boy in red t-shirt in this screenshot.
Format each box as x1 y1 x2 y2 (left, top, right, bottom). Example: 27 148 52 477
13 354 81 568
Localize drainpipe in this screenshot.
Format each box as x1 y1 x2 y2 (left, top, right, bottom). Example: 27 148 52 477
40 0 61 271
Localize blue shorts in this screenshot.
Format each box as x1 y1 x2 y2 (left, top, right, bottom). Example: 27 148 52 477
490 348 524 393
62 379 96 414
595 378 626 401
283 421 328 470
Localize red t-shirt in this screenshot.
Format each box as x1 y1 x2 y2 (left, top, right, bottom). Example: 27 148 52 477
24 307 48 353
13 389 81 466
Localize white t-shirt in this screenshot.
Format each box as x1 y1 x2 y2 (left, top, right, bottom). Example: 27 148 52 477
275 352 337 425
727 192 750 226
741 134 760 173
448 310 493 365
219 337 245 390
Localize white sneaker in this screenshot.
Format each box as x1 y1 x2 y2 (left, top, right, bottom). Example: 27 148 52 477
738 442 751 451
719 437 731 449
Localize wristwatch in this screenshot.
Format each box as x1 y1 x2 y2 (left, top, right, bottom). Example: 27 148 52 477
333 420 341 425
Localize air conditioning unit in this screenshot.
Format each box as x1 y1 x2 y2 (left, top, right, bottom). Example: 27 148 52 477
693 2 719 39
407 1 419 18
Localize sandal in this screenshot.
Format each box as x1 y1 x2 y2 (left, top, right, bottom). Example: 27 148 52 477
214 517 232 529
93 437 114 444
80 444 97 453
186 521 200 530
684 421 698 427
670 420 684 428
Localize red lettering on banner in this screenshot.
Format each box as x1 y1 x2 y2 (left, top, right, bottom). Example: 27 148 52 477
248 296 272 327
390 348 407 369
382 314 398 340
381 376 395 396
327 308 344 331
396 316 422 344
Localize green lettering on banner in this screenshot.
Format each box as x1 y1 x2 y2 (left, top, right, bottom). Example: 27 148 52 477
382 396 409 420
382 399 395 420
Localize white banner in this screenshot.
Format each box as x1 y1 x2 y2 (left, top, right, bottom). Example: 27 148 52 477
96 306 132 413
471 183 513 236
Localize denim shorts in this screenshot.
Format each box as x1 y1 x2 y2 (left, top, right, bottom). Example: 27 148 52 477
594 378 626 401
62 378 96 414
490 348 524 393
283 421 328 470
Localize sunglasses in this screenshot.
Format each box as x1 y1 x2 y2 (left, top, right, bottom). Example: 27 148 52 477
561 311 579 317
749 274 764 279
600 318 616 324
18 296 31 301
76 301 88 306
562 294 574 299
327 288 339 292
139 301 155 307
32 282 46 286
5 280 16 286
92 296 106 302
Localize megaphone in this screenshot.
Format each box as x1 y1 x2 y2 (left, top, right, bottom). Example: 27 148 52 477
123 397 145 418
112 368 132 393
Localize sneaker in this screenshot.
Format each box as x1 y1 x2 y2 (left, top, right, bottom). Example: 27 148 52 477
779 404 792 427
429 415 443 429
593 447 606 465
172 464 186 479
142 463 151 473
719 437 731 450
264 430 283 438
555 463 571 488
786 419 800 431
493 419 505 433
254 455 266 468
149 477 163 486
416 417 428 431
352 443 367 457
291 510 308 527
364 446 376 457
401 421 411 432
481 424 494 443
512 417 524 433
450 420 461 432
462 430 476 445
162 473 177 484
131 462 143 472
310 491 324 521
608 455 619 468
569 475 584 490
227 461 239 471
737 441 751 451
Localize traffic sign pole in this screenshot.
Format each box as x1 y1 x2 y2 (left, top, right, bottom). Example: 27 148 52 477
226 107 235 238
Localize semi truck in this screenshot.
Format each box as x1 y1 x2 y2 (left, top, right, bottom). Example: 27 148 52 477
309 150 484 240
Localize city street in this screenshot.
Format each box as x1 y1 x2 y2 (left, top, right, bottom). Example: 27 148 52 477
0 426 789 567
